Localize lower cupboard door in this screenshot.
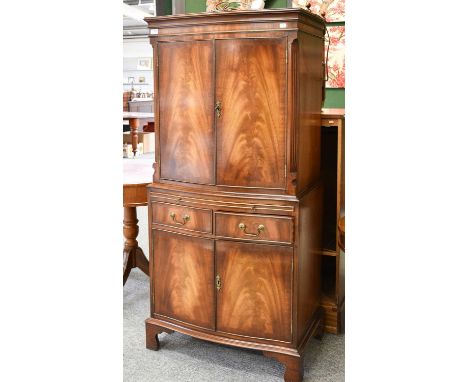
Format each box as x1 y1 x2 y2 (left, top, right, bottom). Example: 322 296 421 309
215 241 292 342
153 230 215 330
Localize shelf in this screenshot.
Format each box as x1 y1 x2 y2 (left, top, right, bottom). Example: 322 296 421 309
321 248 337 257
123 69 153 72
320 292 336 307
322 231 337 253
124 83 150 85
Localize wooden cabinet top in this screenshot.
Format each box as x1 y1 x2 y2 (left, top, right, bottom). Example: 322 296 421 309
144 8 325 35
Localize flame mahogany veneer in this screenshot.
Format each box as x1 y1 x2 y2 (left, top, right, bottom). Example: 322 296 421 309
144 9 326 382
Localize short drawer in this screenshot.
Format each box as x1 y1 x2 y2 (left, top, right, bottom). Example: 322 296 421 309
215 212 293 244
152 202 212 233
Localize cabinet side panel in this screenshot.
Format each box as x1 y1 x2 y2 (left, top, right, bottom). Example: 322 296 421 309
153 230 215 330
297 185 323 341
159 41 215 185
215 38 287 189
296 31 324 192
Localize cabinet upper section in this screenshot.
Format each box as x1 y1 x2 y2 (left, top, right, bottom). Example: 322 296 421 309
147 9 326 197
145 9 325 39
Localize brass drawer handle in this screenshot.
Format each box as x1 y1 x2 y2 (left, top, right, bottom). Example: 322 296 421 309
216 275 221 291
169 212 190 226
238 223 265 237
215 101 222 118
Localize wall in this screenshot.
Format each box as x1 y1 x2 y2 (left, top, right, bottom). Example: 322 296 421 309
183 0 344 108
123 38 152 57
123 38 153 93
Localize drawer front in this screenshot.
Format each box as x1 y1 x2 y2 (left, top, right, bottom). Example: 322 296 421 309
152 202 212 233
215 212 293 244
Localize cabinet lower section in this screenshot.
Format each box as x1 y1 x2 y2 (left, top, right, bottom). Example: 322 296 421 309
152 229 293 343
146 183 324 382
152 231 215 330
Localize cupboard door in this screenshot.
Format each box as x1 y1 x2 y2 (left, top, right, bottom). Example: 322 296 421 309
158 41 215 184
216 241 292 342
153 230 215 330
215 38 287 189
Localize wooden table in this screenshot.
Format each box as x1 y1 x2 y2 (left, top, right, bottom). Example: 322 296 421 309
123 156 154 285
123 112 154 157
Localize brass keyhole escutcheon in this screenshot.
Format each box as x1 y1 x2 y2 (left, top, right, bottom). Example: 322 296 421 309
215 101 222 118
216 275 221 291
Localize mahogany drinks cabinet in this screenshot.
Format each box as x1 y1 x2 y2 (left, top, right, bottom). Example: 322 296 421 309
144 9 326 382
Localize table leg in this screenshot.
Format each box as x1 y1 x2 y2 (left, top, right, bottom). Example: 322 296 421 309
129 118 139 157
123 205 150 285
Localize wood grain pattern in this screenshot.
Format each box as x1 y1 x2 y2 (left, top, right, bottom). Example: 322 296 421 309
123 160 151 285
149 186 295 215
296 31 323 193
123 205 149 285
337 216 345 251
152 201 212 233
153 230 215 329
159 40 214 184
123 183 148 207
215 212 293 244
296 185 322 342
215 38 286 189
145 320 174 351
145 10 327 381
216 241 292 342
321 296 344 334
145 9 325 38
319 109 345 334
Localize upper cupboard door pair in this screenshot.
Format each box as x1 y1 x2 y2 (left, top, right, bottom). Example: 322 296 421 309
158 38 287 189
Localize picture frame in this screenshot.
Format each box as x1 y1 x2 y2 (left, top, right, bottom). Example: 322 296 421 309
137 57 152 70
127 76 134 83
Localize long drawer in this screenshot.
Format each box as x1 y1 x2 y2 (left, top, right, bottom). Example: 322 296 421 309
215 212 293 244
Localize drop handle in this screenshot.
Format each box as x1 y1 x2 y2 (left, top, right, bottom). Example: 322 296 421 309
169 212 190 225
215 101 222 118
238 223 265 237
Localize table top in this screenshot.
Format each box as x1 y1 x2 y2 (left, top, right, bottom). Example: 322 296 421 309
123 112 154 120
123 155 154 185
321 108 345 119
